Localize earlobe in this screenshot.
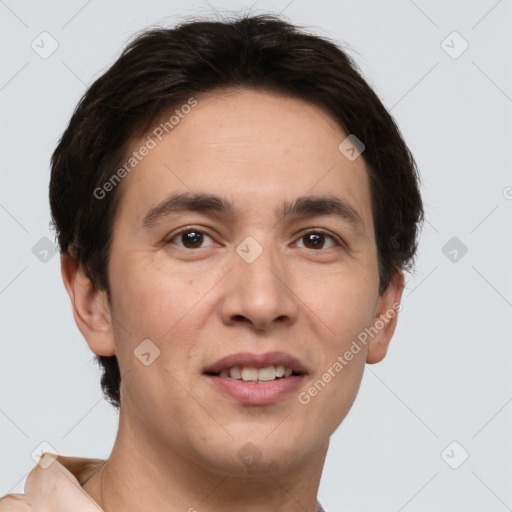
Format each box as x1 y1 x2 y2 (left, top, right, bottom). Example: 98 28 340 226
366 270 404 364
60 252 116 357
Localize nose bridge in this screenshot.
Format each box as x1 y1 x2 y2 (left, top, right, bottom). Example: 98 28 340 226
238 235 281 290
237 234 283 298
221 234 297 329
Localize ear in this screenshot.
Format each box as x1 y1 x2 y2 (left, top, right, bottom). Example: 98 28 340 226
366 270 404 364
60 252 116 357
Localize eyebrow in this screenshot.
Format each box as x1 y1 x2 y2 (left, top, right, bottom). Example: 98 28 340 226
142 193 234 227
279 195 365 235
142 192 366 235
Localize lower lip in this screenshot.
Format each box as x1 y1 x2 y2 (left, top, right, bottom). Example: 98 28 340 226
204 375 305 405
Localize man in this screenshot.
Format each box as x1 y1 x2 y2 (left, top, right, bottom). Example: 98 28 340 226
0 13 423 511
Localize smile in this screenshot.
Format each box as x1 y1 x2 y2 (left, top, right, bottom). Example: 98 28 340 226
203 352 307 405
212 365 298 382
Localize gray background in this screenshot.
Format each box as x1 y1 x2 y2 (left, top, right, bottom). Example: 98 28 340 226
1 0 511 510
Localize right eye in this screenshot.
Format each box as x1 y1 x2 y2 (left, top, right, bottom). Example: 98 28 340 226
166 227 217 249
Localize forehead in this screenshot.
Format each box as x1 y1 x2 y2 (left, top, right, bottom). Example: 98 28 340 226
113 88 374 233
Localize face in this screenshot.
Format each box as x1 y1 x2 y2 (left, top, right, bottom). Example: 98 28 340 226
95 89 401 474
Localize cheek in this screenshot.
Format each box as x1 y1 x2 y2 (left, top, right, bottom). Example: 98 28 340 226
287 269 375 434
295 337 367 444
296 266 377 348
110 256 205 338
109 261 209 431
109 256 222 390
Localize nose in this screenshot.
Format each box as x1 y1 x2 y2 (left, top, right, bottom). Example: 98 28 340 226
219 241 299 332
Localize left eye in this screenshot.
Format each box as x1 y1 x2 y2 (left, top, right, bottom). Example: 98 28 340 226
167 228 216 249
295 231 339 250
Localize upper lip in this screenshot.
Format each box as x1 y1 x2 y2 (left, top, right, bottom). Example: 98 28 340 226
204 351 308 375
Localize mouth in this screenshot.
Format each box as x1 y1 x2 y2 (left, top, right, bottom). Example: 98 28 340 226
206 365 302 382
203 351 307 405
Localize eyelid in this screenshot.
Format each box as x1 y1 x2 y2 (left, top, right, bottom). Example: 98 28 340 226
292 228 345 249
165 225 219 247
165 226 346 250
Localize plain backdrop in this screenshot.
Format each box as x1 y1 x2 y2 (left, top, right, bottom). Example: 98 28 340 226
1 1 511 510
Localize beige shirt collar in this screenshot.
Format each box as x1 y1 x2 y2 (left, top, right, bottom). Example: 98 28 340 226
18 452 326 512
23 452 105 511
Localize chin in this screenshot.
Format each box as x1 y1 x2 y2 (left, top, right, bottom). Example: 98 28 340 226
195 427 320 475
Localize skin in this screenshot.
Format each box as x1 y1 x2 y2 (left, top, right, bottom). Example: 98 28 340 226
61 88 404 512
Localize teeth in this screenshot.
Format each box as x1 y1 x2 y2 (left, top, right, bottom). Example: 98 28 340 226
241 367 258 382
229 366 242 379
258 366 276 382
219 365 296 382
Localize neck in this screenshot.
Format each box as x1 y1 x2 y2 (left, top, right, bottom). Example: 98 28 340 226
83 406 327 512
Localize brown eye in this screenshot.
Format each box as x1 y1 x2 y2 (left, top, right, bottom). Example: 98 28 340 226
181 230 203 248
167 228 215 249
296 231 338 250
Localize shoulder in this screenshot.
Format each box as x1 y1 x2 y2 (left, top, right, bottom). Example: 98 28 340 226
52 453 106 485
0 452 105 511
0 493 32 510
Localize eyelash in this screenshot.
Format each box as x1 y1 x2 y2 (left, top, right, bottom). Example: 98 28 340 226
165 226 344 250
